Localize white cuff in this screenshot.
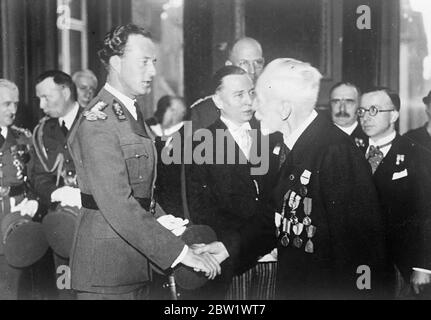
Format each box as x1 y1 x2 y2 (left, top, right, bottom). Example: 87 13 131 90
171 245 188 268
412 267 431 275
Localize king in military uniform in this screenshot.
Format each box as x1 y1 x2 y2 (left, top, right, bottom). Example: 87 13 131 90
67 24 220 300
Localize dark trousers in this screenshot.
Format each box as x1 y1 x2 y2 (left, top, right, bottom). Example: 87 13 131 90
0 255 21 300
77 286 150 300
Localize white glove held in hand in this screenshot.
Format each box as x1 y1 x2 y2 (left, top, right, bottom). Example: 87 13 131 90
157 214 189 236
10 197 39 218
51 186 82 209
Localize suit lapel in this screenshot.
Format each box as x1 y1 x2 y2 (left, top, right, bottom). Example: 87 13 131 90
374 135 400 181
212 119 255 194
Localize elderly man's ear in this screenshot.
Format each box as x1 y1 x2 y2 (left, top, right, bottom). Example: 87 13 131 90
280 101 293 121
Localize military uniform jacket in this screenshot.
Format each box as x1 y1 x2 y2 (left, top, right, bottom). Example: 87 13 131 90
0 126 32 255
67 88 185 294
31 113 80 206
372 134 431 278
225 114 389 299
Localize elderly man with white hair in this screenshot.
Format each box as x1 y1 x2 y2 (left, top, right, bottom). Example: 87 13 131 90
194 58 390 299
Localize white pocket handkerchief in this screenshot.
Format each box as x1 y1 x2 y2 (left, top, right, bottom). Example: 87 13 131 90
392 169 408 180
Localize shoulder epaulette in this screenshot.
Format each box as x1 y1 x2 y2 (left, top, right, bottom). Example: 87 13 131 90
190 95 213 109
83 100 108 121
11 125 32 138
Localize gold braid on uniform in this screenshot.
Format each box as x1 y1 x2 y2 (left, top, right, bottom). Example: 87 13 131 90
32 116 65 187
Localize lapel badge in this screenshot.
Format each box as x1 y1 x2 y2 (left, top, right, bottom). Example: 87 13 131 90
113 100 127 121
273 144 281 155
300 169 311 186
355 137 365 148
395 154 405 166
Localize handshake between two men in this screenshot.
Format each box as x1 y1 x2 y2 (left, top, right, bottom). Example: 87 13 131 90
156 214 230 280
51 186 230 282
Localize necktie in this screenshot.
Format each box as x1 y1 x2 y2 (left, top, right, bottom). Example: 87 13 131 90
366 145 384 174
237 124 252 160
278 143 291 170
134 102 146 129
0 132 5 148
60 120 68 136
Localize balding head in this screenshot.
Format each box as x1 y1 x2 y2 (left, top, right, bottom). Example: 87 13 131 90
254 58 322 135
226 37 264 83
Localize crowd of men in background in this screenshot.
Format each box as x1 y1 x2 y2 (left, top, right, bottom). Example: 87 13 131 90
0 22 430 300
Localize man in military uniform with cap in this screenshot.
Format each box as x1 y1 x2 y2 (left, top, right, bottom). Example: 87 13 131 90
190 38 265 132
0 79 44 299
67 23 220 300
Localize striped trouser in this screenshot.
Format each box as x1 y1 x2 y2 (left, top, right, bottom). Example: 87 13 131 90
225 261 278 300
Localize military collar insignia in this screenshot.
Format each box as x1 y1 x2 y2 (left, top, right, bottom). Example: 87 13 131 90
113 100 127 121
355 137 365 148
11 125 32 138
83 100 108 121
396 154 405 166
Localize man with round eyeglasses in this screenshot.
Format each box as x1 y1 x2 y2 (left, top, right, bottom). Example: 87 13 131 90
329 82 368 152
359 87 431 299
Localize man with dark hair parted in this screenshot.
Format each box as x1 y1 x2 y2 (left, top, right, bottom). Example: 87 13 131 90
67 24 220 300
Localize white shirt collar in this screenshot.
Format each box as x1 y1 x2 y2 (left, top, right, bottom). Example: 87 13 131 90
104 83 137 120
220 116 252 132
367 131 397 157
220 116 252 160
283 110 318 150
150 122 184 137
58 102 80 130
335 121 358 136
0 126 8 139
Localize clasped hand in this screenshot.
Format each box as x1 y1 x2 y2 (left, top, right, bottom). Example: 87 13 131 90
180 241 230 280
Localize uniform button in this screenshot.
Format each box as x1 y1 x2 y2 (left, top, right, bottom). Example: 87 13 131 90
289 174 295 181
67 171 73 176
0 163 3 167
139 176 143 179
0 152 3 156
65 159 70 163
135 154 139 158
255 197 259 201
64 145 68 150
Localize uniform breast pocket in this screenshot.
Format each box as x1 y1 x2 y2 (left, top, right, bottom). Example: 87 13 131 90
121 143 152 183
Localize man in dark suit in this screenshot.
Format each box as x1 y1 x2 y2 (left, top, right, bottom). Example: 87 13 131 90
195 58 389 299
404 90 431 152
329 82 368 153
359 88 431 297
187 65 277 299
190 38 265 131
67 24 219 300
